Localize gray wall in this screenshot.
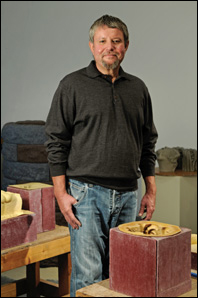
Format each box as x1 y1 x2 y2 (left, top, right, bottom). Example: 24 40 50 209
1 1 197 152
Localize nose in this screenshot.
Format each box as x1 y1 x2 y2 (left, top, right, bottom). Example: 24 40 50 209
105 40 115 51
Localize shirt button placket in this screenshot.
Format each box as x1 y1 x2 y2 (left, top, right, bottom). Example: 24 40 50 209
112 84 118 104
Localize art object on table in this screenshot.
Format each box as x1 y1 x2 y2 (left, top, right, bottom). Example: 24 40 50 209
110 221 191 297
118 221 181 237
156 146 197 172
156 147 180 172
174 147 197 172
1 190 33 219
1 190 37 250
7 182 55 233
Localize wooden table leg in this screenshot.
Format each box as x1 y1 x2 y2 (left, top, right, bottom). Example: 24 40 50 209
58 253 71 296
26 261 40 297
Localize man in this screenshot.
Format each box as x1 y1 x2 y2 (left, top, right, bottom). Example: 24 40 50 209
45 15 158 296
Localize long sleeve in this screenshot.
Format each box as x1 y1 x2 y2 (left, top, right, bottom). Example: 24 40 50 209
139 90 158 177
45 82 74 177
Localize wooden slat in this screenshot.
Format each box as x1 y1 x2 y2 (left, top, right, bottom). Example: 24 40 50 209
1 278 27 297
76 279 129 297
76 278 197 297
1 283 17 297
1 228 70 272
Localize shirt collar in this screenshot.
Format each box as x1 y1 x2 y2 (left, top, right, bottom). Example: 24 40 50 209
86 60 102 78
86 60 132 81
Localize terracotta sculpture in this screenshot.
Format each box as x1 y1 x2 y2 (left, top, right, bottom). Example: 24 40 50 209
9 182 53 190
118 221 181 237
1 190 33 220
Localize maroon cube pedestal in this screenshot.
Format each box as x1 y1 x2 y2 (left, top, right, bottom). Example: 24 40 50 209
7 183 55 233
1 213 37 250
41 186 56 231
109 227 191 297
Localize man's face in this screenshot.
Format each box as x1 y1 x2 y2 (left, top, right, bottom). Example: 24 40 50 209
89 25 129 73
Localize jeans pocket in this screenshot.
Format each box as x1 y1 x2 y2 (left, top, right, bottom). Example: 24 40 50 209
69 181 88 207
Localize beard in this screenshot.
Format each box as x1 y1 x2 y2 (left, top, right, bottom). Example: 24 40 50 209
101 58 120 70
101 53 120 70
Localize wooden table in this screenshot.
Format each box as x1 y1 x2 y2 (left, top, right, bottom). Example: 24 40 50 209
155 168 197 177
76 277 197 297
1 225 71 297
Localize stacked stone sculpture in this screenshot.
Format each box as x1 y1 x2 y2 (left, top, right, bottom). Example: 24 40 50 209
156 146 197 172
1 120 52 190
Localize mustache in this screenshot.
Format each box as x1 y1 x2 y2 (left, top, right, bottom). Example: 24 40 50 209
102 52 118 58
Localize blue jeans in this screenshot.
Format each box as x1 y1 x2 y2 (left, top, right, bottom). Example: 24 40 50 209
68 179 138 297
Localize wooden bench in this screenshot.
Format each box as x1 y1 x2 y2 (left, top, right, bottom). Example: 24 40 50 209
1 225 71 297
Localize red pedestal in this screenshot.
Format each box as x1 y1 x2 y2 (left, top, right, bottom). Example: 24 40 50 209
1 214 37 250
41 186 55 232
109 227 191 297
7 184 55 233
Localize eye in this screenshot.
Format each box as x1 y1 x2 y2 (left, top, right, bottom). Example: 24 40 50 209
99 40 105 44
113 39 121 44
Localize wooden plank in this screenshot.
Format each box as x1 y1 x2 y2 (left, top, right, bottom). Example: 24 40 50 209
1 233 70 272
1 283 17 297
76 278 197 297
178 277 197 297
76 280 129 297
1 278 27 297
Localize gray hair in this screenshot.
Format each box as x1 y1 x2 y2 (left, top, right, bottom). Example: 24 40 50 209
89 15 129 47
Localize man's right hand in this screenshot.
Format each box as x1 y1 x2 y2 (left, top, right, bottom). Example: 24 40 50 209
58 193 82 229
52 175 81 229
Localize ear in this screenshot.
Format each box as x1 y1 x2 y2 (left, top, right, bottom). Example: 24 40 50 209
89 41 94 55
125 41 129 51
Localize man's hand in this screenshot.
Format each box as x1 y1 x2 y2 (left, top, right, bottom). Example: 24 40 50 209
138 192 156 220
138 176 156 220
57 192 82 229
52 175 81 229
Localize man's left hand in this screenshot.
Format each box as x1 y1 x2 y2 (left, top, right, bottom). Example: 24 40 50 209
138 192 156 220
138 176 156 220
